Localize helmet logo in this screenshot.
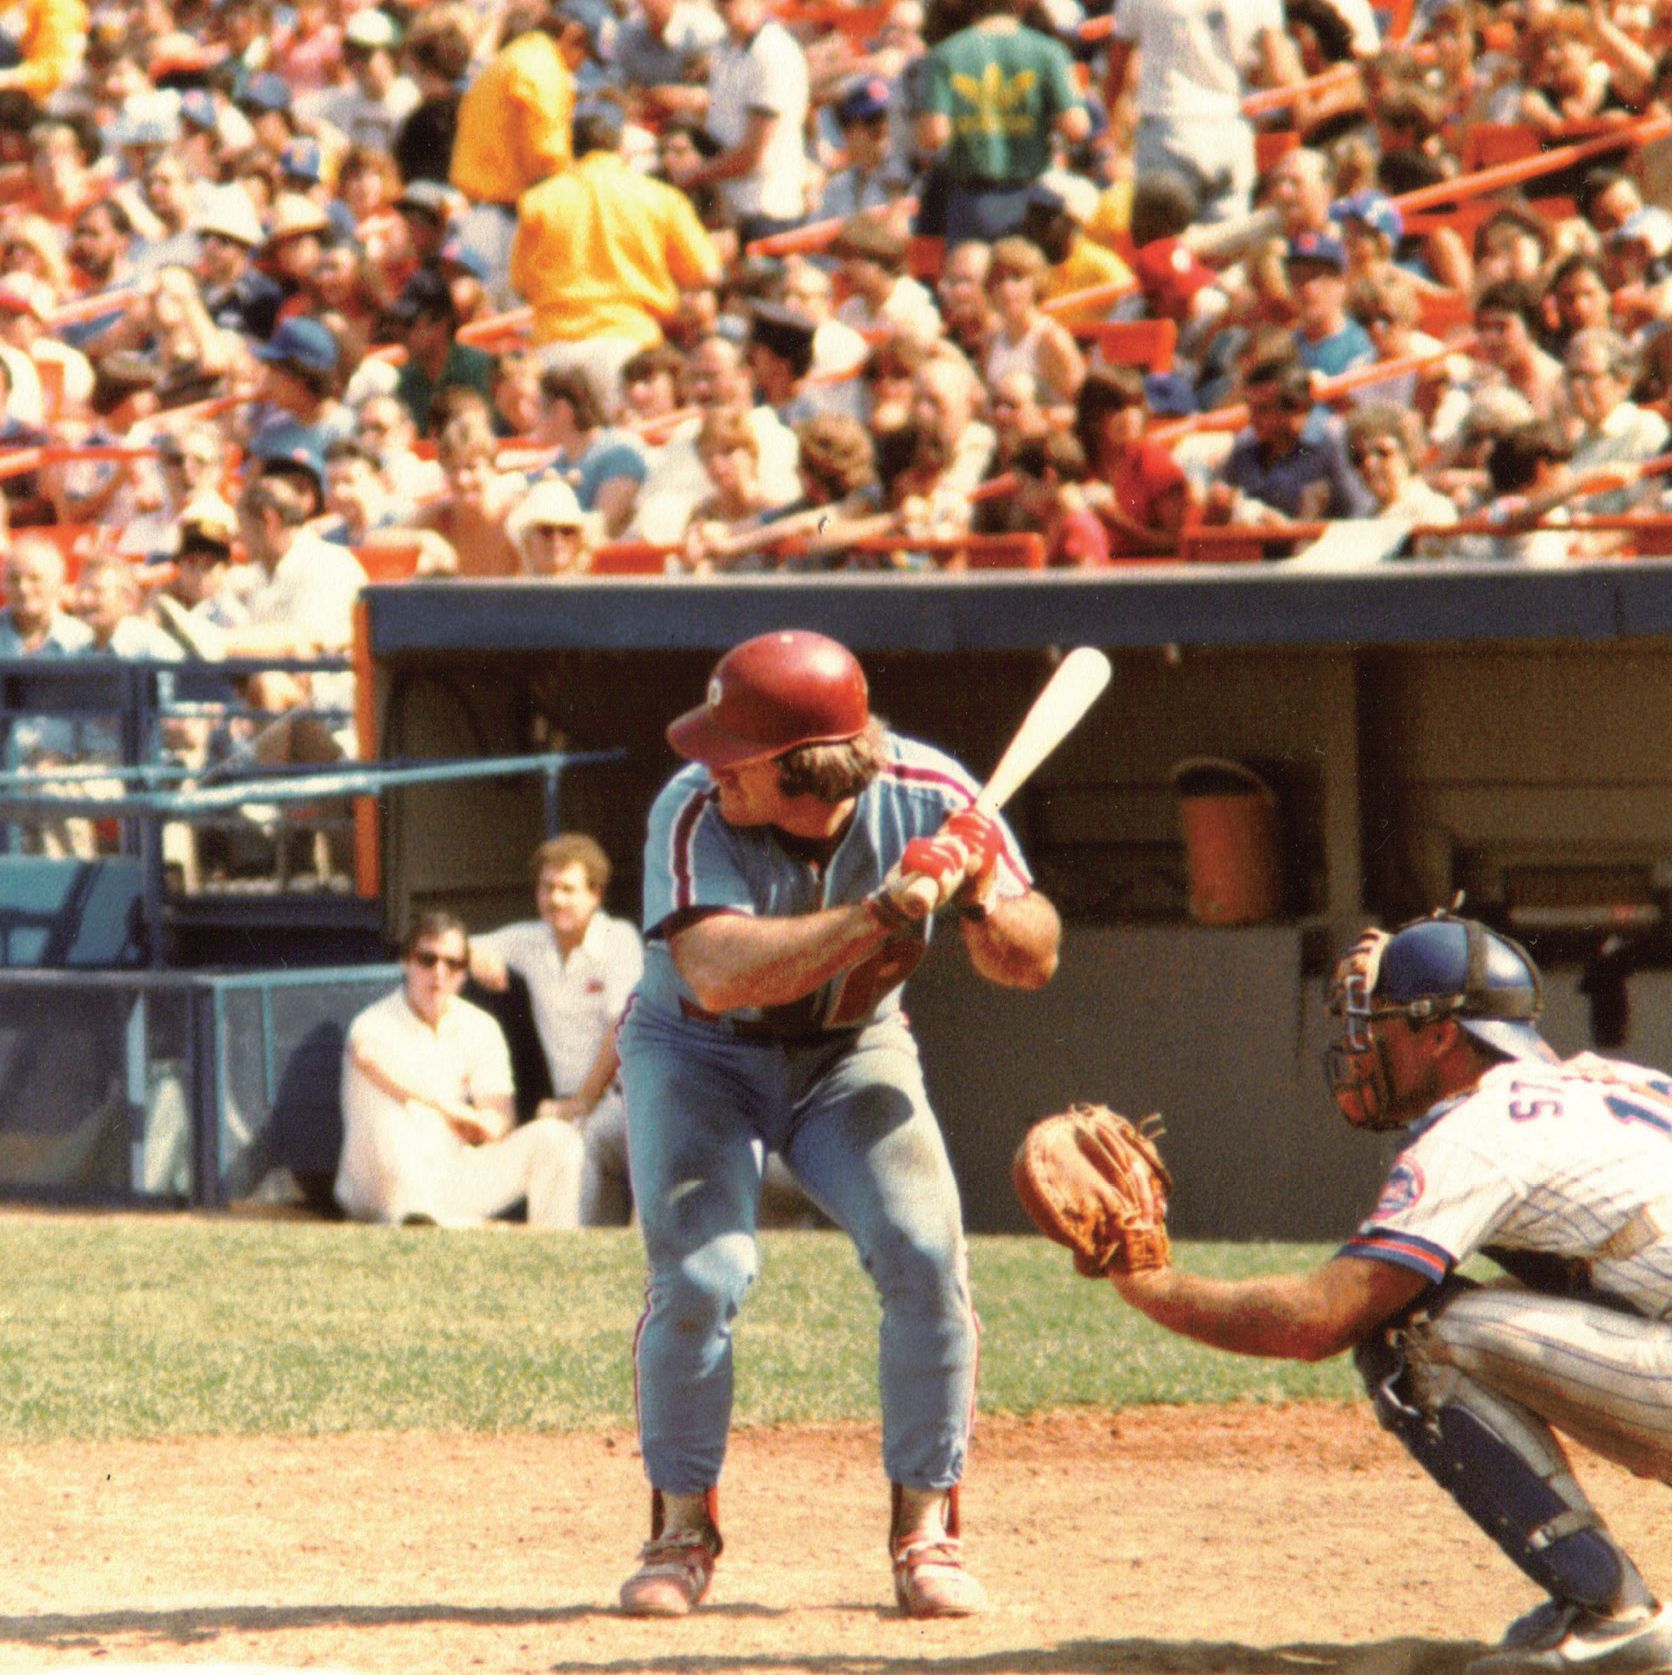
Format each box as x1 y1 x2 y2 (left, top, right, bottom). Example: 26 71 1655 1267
707 675 724 711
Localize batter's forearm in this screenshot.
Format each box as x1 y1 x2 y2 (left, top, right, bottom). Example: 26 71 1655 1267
962 891 1060 989
671 905 894 1012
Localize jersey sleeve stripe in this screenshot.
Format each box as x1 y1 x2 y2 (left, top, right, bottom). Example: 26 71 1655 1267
668 786 718 911
1338 1227 1453 1284
884 760 981 802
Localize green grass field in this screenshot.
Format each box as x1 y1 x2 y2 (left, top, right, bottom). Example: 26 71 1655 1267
0 1218 1360 1443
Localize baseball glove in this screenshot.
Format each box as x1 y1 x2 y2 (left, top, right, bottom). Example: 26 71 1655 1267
1011 1102 1172 1276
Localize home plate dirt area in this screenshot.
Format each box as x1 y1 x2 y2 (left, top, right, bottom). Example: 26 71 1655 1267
0 1404 1668 1675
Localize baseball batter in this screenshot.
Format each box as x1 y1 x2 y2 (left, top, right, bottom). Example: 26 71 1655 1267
616 629 1061 1619
1095 913 1672 1675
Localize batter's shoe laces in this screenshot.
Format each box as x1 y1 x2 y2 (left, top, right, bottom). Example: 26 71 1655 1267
1467 1600 1672 1675
891 1533 988 1619
618 1525 720 1618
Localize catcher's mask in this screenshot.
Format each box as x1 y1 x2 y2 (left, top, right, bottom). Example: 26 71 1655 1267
1325 913 1549 1129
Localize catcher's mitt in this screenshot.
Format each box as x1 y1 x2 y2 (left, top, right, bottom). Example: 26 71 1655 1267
1011 1102 1172 1276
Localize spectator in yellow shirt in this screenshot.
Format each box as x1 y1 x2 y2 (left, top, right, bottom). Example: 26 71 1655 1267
0 0 87 98
1020 171 1135 332
449 0 594 302
511 99 720 412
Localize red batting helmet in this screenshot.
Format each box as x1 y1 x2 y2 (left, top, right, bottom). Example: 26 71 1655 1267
667 630 870 769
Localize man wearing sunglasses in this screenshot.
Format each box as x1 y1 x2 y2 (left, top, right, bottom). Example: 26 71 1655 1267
335 910 585 1227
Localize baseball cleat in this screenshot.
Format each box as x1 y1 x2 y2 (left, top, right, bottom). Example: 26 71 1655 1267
618 1529 719 1618
1468 1601 1672 1675
891 1535 988 1619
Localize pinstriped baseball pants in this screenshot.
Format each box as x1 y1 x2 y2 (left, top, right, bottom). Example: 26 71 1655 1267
1405 1283 1672 1484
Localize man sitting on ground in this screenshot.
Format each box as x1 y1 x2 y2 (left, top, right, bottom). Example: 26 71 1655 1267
337 910 586 1226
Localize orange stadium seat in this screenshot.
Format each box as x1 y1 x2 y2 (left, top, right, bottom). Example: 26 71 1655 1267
352 544 422 582
590 541 675 574
1255 130 1301 173
1461 121 1628 197
1178 526 1326 563
1416 289 1473 337
1079 318 1178 373
962 533 1046 569
1460 125 1543 174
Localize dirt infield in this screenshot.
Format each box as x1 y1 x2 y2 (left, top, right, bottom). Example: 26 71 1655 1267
2 1404 1668 1675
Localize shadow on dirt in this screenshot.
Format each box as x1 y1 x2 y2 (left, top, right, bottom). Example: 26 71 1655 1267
0 1606 1481 1675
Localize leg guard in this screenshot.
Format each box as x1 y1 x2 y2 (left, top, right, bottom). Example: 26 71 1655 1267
1356 1334 1631 1610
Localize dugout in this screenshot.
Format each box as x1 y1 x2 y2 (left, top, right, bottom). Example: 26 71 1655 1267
356 561 1672 1240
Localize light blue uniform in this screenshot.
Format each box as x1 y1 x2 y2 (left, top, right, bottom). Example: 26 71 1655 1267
620 730 1030 1497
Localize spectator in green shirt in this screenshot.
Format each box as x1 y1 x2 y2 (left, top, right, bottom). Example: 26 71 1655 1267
914 0 1087 244
388 268 498 437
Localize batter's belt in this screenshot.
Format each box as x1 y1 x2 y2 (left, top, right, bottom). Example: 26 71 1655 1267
678 995 862 1045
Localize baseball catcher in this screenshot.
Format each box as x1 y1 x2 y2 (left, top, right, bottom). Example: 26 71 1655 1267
1016 912 1672 1675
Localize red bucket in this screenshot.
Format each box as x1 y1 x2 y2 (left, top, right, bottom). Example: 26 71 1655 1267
1171 758 1282 926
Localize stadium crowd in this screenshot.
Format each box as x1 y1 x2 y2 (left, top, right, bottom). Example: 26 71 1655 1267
0 0 1669 702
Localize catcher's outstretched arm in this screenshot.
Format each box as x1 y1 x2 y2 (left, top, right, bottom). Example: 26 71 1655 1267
1109 1256 1428 1363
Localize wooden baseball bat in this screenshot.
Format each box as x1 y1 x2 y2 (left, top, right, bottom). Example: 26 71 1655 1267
904 646 1113 911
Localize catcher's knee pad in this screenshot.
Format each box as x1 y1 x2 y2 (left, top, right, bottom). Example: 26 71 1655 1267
1356 1333 1626 1609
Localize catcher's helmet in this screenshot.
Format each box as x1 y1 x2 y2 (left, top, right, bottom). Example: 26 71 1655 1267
667 630 870 770
1376 915 1547 1060
1326 913 1549 1129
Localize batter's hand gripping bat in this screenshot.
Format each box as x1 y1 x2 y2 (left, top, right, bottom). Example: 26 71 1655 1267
904 646 1113 911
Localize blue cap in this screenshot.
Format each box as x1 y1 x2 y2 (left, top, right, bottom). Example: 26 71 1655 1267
255 316 340 375
1377 915 1549 1062
572 95 625 147
836 77 891 124
180 88 218 130
1286 231 1347 272
556 0 614 53
239 72 293 113
1331 190 1403 247
281 137 325 183
250 424 328 490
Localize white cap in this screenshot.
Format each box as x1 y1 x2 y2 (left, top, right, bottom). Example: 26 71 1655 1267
508 478 591 556
344 8 401 47
1613 206 1672 259
194 184 266 247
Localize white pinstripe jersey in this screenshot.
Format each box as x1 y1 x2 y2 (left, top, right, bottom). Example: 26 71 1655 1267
1342 1053 1672 1320
634 730 1031 1034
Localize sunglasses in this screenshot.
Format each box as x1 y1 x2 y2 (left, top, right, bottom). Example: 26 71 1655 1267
411 948 467 972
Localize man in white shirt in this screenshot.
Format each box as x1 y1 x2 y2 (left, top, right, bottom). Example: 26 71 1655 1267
1104 0 1296 224
216 471 369 763
673 0 808 241
470 834 644 1225
337 912 586 1226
